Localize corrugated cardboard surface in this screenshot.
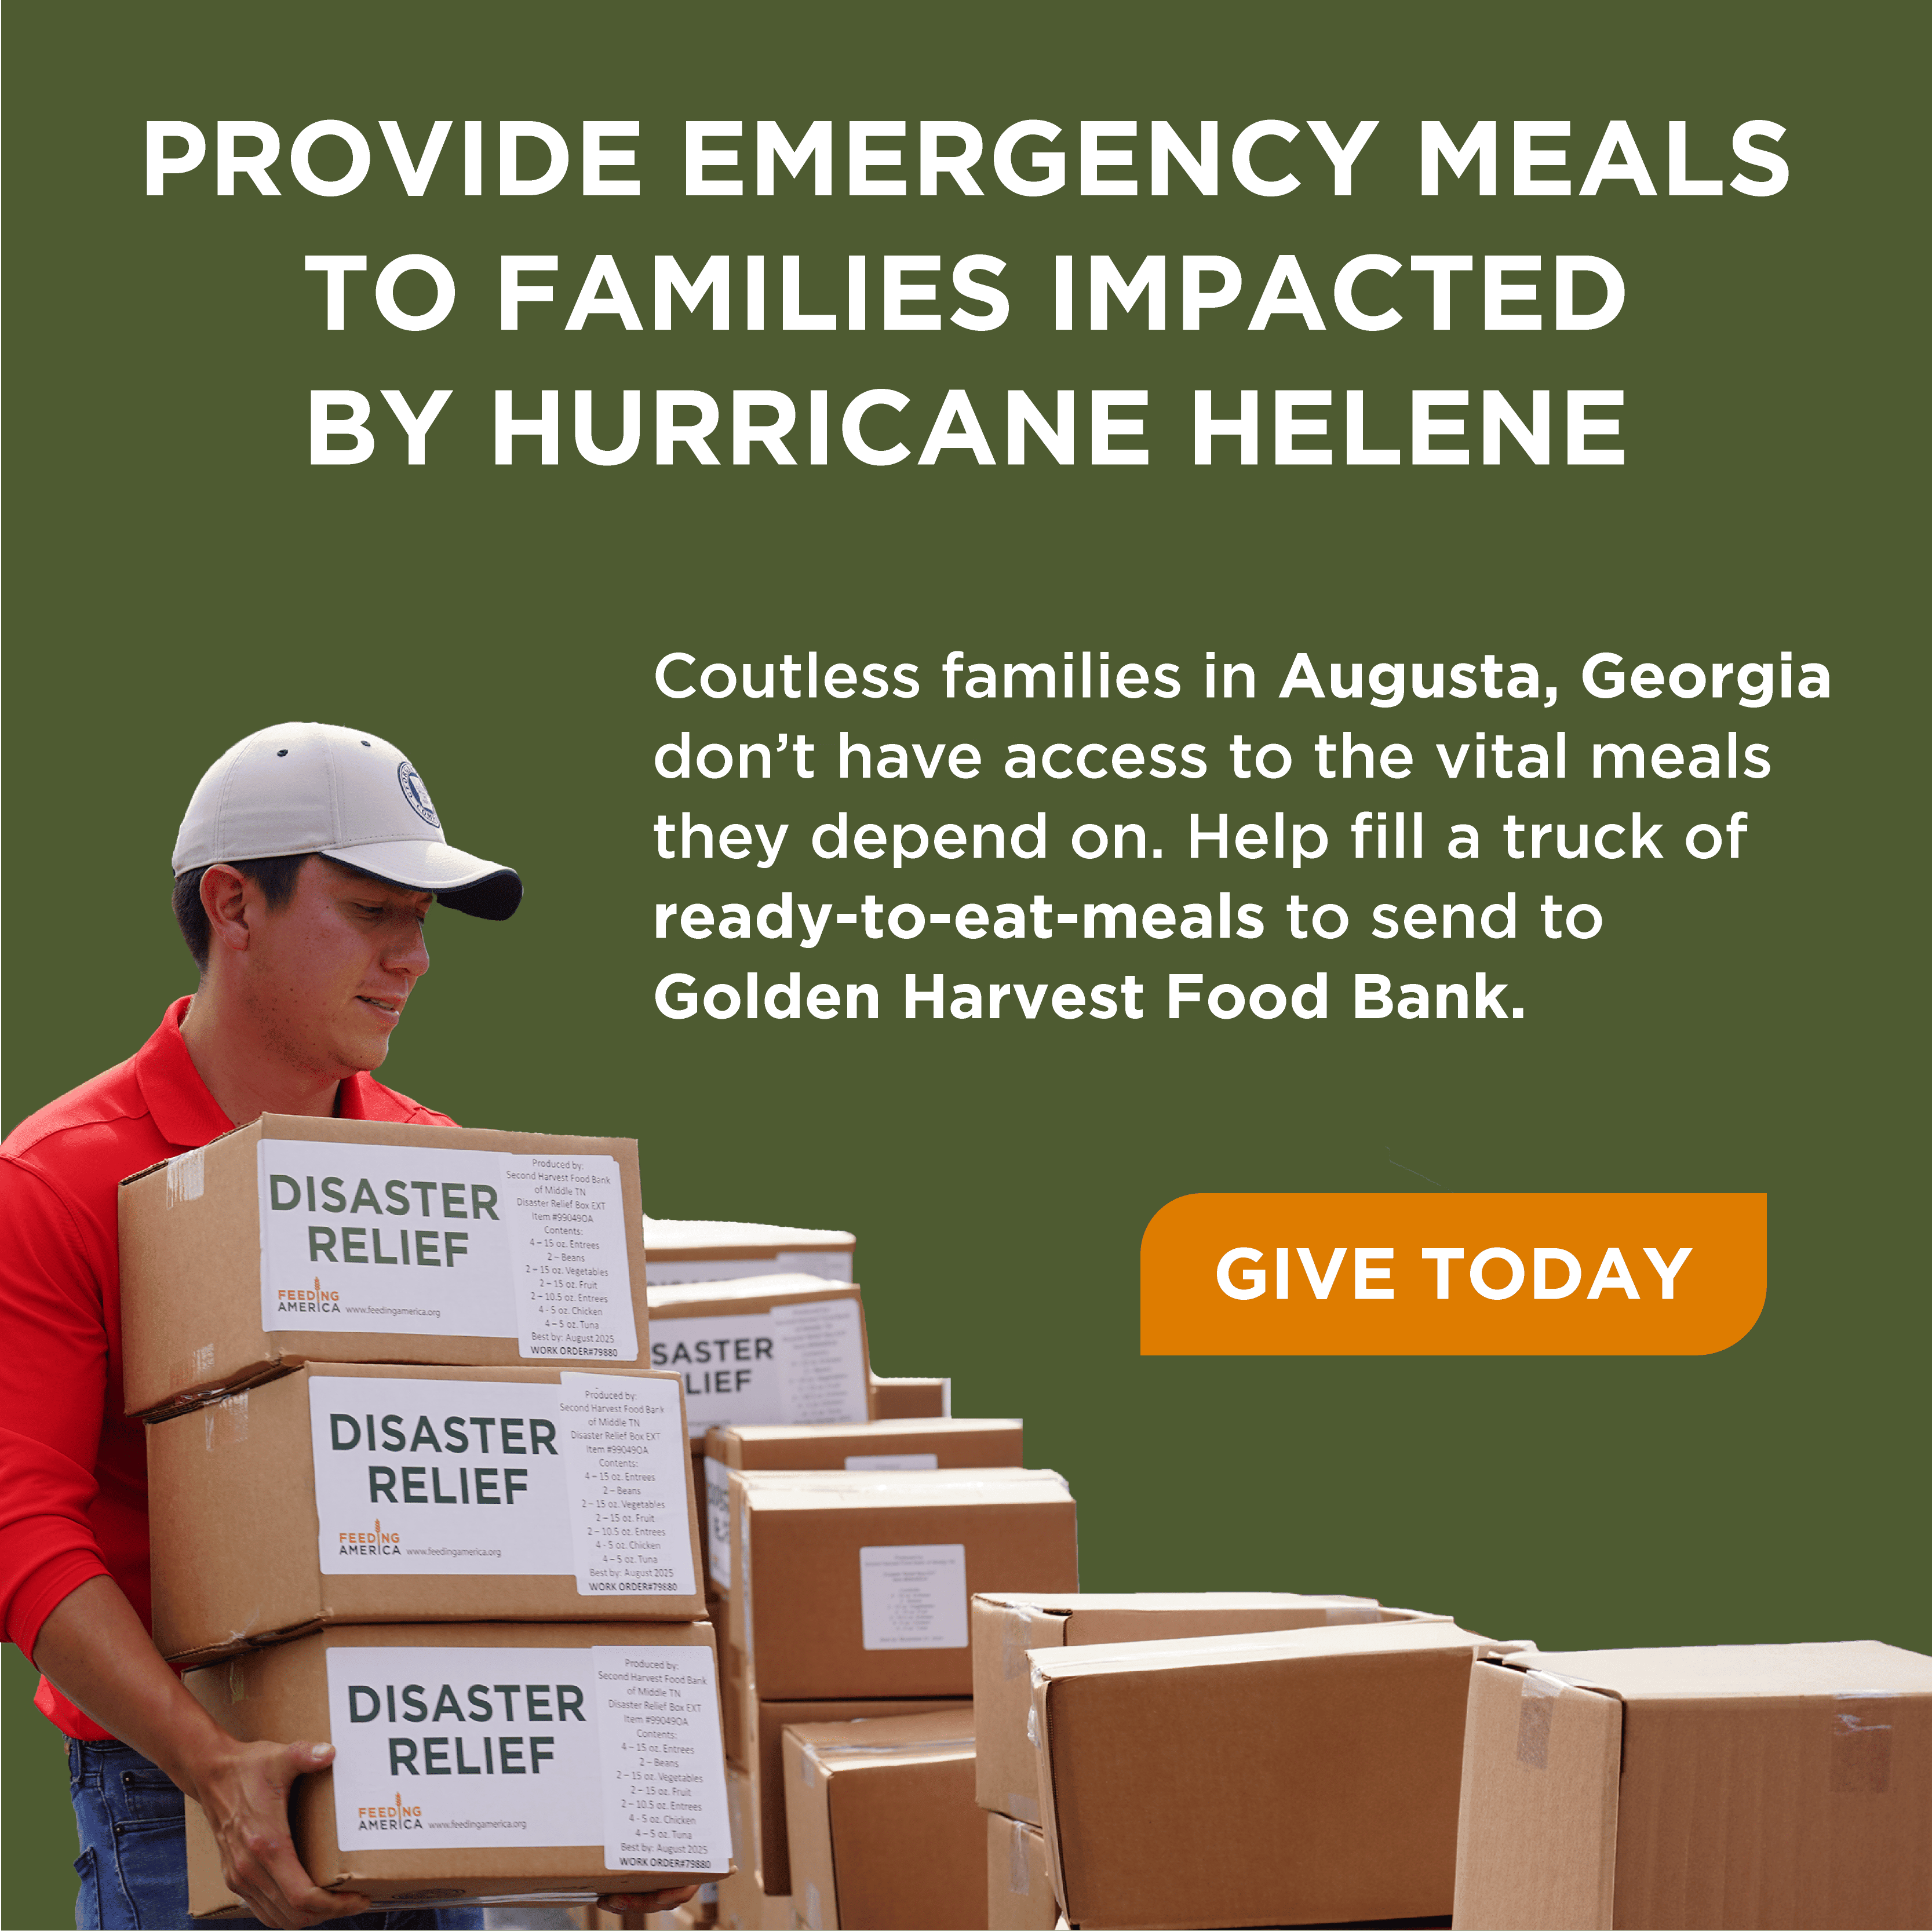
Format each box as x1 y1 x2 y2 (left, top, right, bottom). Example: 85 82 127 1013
782 1709 983 1931
645 1275 869 1328
1456 1639 1932 1931
1453 1659 1621 1930
705 1419 1023 1602
715 1760 793 1931
121 1115 650 1418
643 1219 854 1263
708 1417 1023 1471
987 1812 1056 1931
150 1362 705 1663
1033 1621 1507 1930
721 1642 748 1766
868 1375 948 1420
728 1470 1078 1700
181 1621 727 1917
969 1591 1404 1821
744 1696 969 1895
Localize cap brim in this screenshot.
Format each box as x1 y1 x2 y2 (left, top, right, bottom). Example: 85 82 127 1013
321 841 523 921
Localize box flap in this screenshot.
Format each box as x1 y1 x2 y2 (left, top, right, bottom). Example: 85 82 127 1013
1453 1658 1621 1930
789 1707 978 1775
1033 1614 1499 1683
646 1273 860 1312
741 1468 1069 1511
643 1219 854 1256
1521 1638 1932 1701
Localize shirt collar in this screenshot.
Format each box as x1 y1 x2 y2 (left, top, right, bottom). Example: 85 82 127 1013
134 996 388 1142
134 997 235 1150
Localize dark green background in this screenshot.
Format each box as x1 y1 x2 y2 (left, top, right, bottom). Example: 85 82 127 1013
4 5 1922 1923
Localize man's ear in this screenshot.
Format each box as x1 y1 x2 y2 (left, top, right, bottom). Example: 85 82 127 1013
199 863 256 959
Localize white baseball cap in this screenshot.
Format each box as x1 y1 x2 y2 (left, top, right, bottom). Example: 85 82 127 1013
173 723 522 920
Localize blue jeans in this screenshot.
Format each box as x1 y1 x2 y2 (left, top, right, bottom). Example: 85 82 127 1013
67 1738 484 1930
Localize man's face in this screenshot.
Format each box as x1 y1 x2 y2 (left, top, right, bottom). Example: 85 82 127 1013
237 857 432 1078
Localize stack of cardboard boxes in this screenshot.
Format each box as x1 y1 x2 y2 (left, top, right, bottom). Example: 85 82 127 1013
969 1592 1492 1929
123 1143 1932 1930
722 1467 1077 1931
651 1248 1079 1932
124 1117 734 1919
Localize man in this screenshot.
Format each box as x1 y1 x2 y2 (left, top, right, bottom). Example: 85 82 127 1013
0 724 694 1931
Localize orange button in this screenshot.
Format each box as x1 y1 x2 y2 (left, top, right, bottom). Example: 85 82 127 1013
1140 1193 1765 1355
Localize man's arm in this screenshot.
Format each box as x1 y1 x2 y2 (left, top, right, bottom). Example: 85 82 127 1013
35 1577 367 1929
0 1159 363 1929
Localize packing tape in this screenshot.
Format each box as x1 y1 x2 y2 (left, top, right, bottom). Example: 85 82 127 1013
1515 1667 1566 1770
1003 1606 1036 1681
1831 1691 1898 1794
1009 1817 1030 1895
739 1507 754 1665
226 1661 246 1705
804 1879 823 1931
809 1738 974 1767
203 1392 249 1449
1324 1604 1381 1624
166 1147 206 1205
1005 1789 1041 1825
800 1750 816 1789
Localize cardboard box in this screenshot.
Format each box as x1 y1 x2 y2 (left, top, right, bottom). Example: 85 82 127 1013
987 1813 1055 1931
121 1116 651 1419
1031 1619 1517 1930
643 1219 854 1285
599 1905 717 1932
971 1590 1435 1822
715 1761 793 1931
149 1363 705 1663
745 1696 969 1895
647 1277 873 1441
716 1883 791 1931
720 1642 748 1767
869 1374 949 1419
726 1469 1078 1700
783 1709 983 1931
181 1621 731 1918
1453 1639 1932 1930
703 1419 1026 1593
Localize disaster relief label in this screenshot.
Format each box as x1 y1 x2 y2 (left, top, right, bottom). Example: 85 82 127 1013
309 1377 691 1596
557 1375 695 1597
593 1645 732 1872
324 1644 728 1872
650 1297 868 1438
858 1543 970 1650
257 1142 637 1361
704 1457 732 1591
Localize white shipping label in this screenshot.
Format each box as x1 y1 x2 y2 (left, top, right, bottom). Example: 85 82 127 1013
324 1645 727 1872
309 1377 691 1596
557 1376 695 1597
592 1645 732 1873
257 1141 637 1361
844 1452 939 1471
859 1544 969 1651
703 1457 732 1591
650 1298 867 1437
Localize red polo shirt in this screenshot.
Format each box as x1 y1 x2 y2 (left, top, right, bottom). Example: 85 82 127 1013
0 996 453 1739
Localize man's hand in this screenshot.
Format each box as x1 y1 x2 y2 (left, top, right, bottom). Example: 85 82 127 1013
195 1738 370 1929
34 1577 360 1927
596 1884 701 1924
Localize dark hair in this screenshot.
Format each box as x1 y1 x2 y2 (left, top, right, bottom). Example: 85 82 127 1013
172 854 315 972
